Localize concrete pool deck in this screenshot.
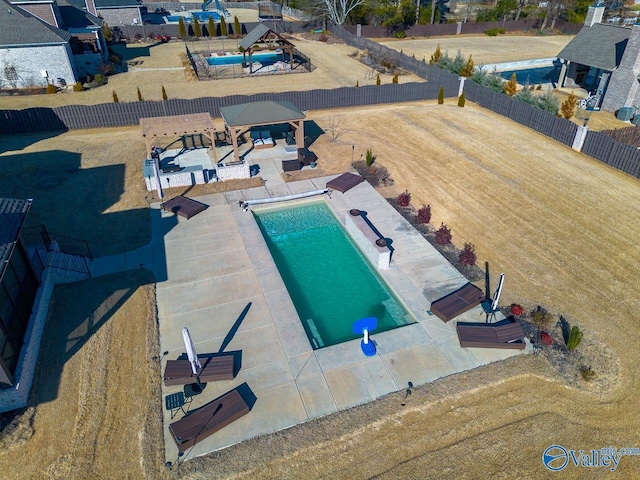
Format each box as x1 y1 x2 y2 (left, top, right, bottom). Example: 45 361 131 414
155 174 531 462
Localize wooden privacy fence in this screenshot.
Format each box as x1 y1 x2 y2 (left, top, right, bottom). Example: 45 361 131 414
342 19 582 38
0 82 456 133
581 131 640 178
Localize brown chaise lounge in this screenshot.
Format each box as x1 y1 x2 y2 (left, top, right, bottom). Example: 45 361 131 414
163 355 235 386
169 388 250 452
456 316 526 350
429 282 486 323
326 172 365 193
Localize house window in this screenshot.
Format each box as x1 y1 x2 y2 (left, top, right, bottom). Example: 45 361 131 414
4 66 18 83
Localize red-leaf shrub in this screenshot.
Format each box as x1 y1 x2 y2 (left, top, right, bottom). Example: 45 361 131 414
510 304 524 316
540 332 553 346
397 190 411 207
415 204 431 224
459 243 477 266
435 223 451 245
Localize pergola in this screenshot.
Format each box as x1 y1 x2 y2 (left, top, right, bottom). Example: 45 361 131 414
239 24 295 74
139 113 219 162
219 100 306 163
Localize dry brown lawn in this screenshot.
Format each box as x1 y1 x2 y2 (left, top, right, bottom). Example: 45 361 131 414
379 34 575 65
0 36 418 109
2 88 640 478
0 270 166 480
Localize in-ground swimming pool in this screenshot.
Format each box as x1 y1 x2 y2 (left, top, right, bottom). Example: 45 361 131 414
206 52 289 66
254 202 414 349
499 65 560 85
166 12 221 22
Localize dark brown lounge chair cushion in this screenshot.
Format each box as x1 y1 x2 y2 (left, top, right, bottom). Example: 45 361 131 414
163 356 235 386
429 282 485 322
456 316 526 350
169 388 249 452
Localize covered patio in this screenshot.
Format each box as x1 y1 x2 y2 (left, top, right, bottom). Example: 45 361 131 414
140 113 221 193
139 113 219 161
220 100 306 163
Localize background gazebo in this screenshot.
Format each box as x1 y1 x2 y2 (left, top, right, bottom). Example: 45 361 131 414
239 24 295 74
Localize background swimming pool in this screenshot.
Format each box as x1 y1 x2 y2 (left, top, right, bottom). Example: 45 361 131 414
254 202 413 349
206 52 288 66
499 65 560 85
166 12 221 22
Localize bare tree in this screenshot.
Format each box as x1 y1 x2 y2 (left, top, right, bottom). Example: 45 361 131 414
316 0 367 25
541 0 562 30
326 116 349 142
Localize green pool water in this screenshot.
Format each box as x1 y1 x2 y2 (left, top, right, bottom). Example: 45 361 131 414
253 202 413 349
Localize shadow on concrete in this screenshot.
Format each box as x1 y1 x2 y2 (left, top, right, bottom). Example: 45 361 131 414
303 120 325 147
219 302 252 353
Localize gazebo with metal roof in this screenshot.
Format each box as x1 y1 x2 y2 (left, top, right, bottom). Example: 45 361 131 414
139 113 219 162
239 24 295 74
219 100 306 162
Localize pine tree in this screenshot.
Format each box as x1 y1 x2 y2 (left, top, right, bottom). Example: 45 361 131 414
504 73 517 96
102 22 112 42
137 87 143 102
208 17 215 37
161 85 168 101
234 16 241 37
560 92 578 119
460 54 474 77
193 17 202 38
112 90 119 103
429 43 442 65
356 80 359 87
438 85 444 104
458 92 465 107
178 17 186 39
220 17 227 36
376 74 381 86
392 73 399 84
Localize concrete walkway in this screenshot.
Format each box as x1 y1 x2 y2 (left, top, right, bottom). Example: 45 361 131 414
134 174 532 463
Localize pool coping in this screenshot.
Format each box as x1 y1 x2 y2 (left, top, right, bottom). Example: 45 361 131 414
156 174 531 462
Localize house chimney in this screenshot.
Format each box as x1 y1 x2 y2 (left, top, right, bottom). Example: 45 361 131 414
85 0 97 16
584 5 605 27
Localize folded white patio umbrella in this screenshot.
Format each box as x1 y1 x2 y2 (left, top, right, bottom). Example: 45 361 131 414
182 327 202 375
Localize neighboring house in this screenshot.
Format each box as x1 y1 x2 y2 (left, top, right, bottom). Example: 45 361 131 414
557 5 640 112
94 0 142 26
0 0 107 88
0 0 76 88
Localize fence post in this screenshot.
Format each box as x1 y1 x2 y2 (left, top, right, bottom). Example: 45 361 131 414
571 125 589 152
458 77 466 97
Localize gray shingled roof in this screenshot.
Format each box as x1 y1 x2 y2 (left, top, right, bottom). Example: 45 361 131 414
0 0 71 46
220 101 305 127
240 24 271 51
94 0 140 8
557 23 631 71
0 198 32 281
